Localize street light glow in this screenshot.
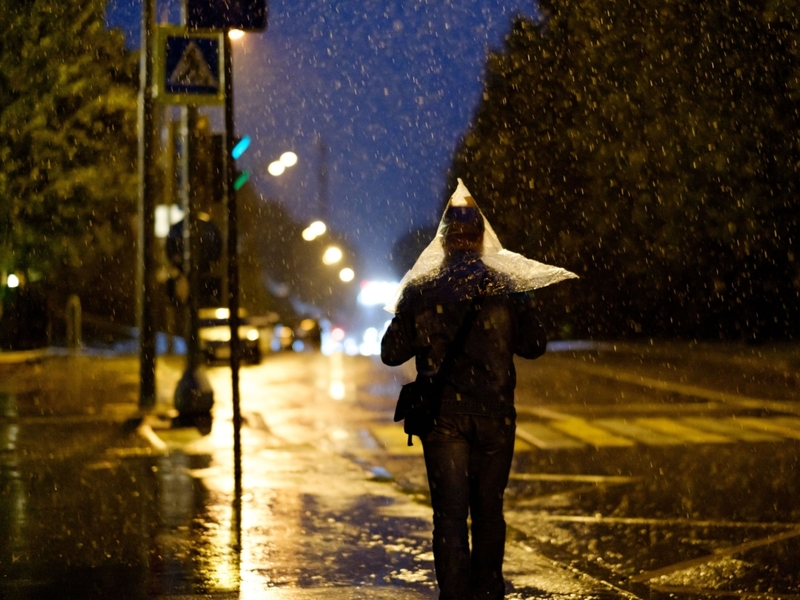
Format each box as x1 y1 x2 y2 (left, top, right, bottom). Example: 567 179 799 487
322 246 343 265
302 220 327 241
228 29 245 40
339 268 355 282
357 281 400 306
268 161 285 176
7 274 19 288
280 151 298 167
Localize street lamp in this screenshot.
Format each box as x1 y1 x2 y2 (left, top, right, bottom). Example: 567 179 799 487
322 245 343 265
268 151 299 176
302 220 326 241
339 268 354 282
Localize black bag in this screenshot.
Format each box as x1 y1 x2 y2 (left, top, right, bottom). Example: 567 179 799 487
393 302 479 446
394 376 440 441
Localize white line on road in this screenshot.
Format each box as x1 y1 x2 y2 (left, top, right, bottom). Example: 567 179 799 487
508 473 639 484
556 360 800 415
629 527 800 583
515 513 799 531
649 585 800 599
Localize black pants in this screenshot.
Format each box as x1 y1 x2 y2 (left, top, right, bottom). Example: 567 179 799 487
421 413 516 600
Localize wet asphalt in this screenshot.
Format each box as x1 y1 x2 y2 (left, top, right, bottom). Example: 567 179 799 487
1 344 799 598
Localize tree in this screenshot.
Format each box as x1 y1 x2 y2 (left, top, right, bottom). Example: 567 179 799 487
452 0 800 340
0 0 138 323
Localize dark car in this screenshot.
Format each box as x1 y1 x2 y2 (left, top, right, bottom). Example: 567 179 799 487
198 307 261 364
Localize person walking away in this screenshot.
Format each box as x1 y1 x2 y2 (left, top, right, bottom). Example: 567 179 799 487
380 180 576 599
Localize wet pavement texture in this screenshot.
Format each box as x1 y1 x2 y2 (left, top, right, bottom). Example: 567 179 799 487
1 344 799 598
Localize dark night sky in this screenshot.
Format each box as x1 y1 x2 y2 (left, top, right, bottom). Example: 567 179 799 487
106 0 538 279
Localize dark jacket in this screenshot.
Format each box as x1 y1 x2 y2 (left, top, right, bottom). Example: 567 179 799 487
381 255 546 417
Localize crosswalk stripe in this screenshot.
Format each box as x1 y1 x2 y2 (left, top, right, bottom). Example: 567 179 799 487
736 417 800 441
772 416 800 433
372 416 798 455
369 425 533 454
516 422 586 449
681 417 783 442
594 418 684 446
370 425 424 455
634 418 731 444
549 419 636 447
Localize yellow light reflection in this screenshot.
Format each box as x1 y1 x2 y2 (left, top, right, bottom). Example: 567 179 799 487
329 380 345 400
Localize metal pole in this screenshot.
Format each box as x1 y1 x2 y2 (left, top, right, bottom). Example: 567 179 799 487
223 32 243 497
173 104 214 416
137 0 158 410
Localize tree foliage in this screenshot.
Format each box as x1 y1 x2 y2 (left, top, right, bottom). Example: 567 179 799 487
452 0 800 340
0 0 138 308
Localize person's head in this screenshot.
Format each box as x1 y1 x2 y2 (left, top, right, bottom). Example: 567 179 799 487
441 205 484 255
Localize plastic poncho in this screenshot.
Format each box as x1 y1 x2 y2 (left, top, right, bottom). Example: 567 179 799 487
385 179 577 312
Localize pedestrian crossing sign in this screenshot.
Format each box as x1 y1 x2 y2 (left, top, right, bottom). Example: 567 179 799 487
154 27 225 105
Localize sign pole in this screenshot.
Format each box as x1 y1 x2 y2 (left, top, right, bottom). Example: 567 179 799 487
138 0 158 411
223 32 243 498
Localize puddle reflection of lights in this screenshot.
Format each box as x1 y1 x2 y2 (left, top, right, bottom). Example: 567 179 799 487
329 381 346 399
330 428 349 440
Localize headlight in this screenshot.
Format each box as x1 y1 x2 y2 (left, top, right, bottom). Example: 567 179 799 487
199 326 231 342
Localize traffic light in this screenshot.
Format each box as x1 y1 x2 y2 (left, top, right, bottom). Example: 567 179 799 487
232 135 251 190
187 0 268 32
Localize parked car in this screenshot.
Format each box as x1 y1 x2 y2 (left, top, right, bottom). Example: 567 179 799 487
294 318 322 351
197 307 261 364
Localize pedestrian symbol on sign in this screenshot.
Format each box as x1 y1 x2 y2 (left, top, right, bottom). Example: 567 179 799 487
155 27 225 105
169 41 219 90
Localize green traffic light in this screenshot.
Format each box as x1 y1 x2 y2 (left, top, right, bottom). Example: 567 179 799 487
233 172 250 190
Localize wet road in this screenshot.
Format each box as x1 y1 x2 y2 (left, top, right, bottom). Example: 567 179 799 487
369 342 800 598
1 342 799 598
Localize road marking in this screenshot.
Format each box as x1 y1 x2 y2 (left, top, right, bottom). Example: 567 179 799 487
773 416 800 433
516 421 586 449
516 406 575 420
649 585 800 598
508 473 638 484
682 417 783 442
527 513 797 530
634 418 731 444
370 424 532 455
557 360 800 415
629 527 800 583
593 418 684 446
549 418 636 447
518 402 725 417
735 417 800 441
370 425 423 455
